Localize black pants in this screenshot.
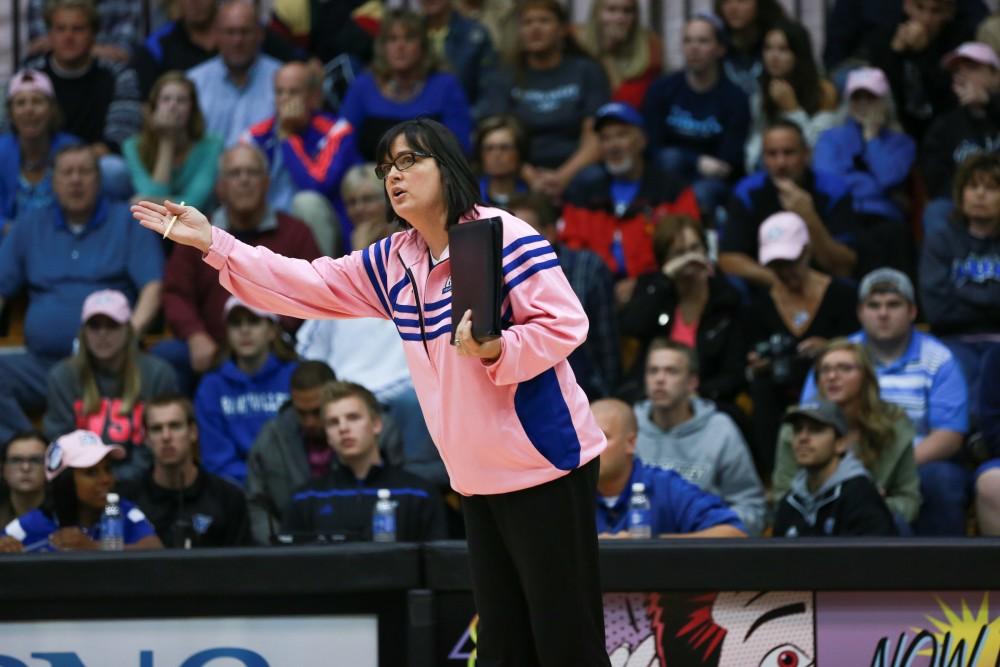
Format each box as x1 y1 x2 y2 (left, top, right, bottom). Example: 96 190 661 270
461 457 610 667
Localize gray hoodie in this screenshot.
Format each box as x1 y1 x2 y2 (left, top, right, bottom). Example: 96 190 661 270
634 397 766 535
787 451 870 525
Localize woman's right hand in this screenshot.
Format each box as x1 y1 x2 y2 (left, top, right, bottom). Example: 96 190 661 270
0 536 23 553
132 200 213 254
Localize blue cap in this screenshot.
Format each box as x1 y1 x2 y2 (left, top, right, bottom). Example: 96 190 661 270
594 102 644 131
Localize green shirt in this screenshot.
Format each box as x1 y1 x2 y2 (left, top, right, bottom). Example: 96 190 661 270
122 133 223 210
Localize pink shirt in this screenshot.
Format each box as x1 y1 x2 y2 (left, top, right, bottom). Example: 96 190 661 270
669 305 698 348
202 205 606 495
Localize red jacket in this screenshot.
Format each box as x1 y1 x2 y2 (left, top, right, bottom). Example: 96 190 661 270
164 210 320 343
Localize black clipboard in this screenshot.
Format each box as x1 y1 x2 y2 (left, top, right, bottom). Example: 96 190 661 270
448 216 504 344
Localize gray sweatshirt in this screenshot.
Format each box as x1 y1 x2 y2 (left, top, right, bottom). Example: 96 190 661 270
635 397 767 535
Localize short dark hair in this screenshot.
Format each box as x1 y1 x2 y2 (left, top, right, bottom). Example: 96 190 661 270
507 191 557 230
375 118 484 230
1 430 47 462
53 143 100 174
143 393 196 429
319 381 382 421
953 152 1000 226
646 338 700 376
290 360 337 391
474 114 529 167
763 118 807 147
44 0 99 33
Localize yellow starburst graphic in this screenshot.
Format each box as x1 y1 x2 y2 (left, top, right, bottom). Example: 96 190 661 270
914 593 1000 664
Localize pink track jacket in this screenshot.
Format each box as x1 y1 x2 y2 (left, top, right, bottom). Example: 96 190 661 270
203 205 607 495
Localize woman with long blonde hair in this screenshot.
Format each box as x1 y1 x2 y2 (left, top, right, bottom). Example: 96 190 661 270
123 71 223 210
772 339 921 527
43 290 179 482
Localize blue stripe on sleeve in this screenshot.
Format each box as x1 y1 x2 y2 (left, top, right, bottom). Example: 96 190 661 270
504 258 561 292
502 234 546 257
503 246 557 276
361 247 392 317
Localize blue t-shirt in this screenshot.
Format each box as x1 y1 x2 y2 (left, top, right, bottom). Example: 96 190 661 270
596 459 745 535
2 498 156 552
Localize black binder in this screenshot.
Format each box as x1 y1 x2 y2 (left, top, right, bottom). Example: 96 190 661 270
448 216 504 344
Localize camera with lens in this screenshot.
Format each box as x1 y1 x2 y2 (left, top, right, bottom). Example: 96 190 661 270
753 333 797 385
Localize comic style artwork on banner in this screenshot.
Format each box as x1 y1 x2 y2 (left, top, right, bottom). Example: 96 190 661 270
445 589 1000 666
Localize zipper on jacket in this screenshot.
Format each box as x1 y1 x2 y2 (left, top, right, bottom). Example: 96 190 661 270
404 265 431 357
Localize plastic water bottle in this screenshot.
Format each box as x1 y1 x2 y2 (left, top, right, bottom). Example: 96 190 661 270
372 489 396 543
100 492 124 551
627 482 652 539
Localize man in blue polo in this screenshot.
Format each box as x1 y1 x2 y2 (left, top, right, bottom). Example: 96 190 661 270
592 398 746 539
0 144 164 443
800 268 970 535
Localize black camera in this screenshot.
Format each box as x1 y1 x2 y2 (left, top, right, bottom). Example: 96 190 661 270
754 333 797 385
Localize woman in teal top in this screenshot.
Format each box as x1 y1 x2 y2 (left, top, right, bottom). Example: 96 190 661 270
123 71 222 211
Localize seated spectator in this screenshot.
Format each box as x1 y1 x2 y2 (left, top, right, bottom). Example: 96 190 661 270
243 61 362 257
494 0 610 200
296 171 439 485
339 8 473 162
27 0 142 63
869 0 973 140
186 0 283 147
246 361 335 545
715 0 787 98
419 0 502 120
0 432 47 528
195 297 299 486
920 152 1000 415
824 0 987 73
0 145 164 444
977 345 1000 535
22 0 143 201
474 114 529 208
135 0 301 98
43 290 178 482
561 101 700 284
122 71 223 212
719 121 860 288
575 0 663 109
921 42 1000 238
508 191 620 400
744 19 838 173
0 69 80 229
157 143 320 393
773 340 922 528
641 13 750 222
619 215 746 407
118 394 251 547
814 67 917 229
340 162 391 250
456 0 517 64
633 339 766 535
268 0 377 68
0 430 163 553
280 381 448 542
773 400 897 537
593 398 746 538
745 212 858 477
801 268 970 535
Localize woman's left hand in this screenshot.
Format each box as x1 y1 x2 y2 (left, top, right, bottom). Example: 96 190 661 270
454 309 501 362
769 78 800 112
49 527 99 551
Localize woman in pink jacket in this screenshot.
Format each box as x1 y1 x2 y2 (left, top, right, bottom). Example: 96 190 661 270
133 118 611 666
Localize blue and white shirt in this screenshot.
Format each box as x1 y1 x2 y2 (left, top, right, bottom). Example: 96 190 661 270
2 498 156 552
800 329 969 442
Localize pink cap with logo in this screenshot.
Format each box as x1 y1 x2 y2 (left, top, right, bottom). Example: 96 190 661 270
45 430 126 481
7 69 55 99
81 289 132 324
942 42 1000 70
758 211 810 265
845 67 890 98
223 295 279 322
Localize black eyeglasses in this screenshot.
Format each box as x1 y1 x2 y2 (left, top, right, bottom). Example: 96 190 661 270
375 151 434 180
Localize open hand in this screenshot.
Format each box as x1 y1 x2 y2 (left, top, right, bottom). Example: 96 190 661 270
132 200 213 253
454 309 501 362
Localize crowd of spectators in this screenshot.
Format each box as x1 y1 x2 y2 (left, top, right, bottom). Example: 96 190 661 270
1 0 1000 554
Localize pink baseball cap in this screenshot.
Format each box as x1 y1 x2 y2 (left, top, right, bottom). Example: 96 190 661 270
845 67 890 98
758 212 810 265
81 289 132 324
7 69 55 99
223 295 279 322
942 42 1000 70
45 430 126 481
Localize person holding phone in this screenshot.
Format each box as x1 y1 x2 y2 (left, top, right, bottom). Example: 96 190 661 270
133 118 612 666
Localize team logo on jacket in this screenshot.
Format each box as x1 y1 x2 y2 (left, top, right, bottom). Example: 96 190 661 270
192 513 214 535
443 277 452 294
